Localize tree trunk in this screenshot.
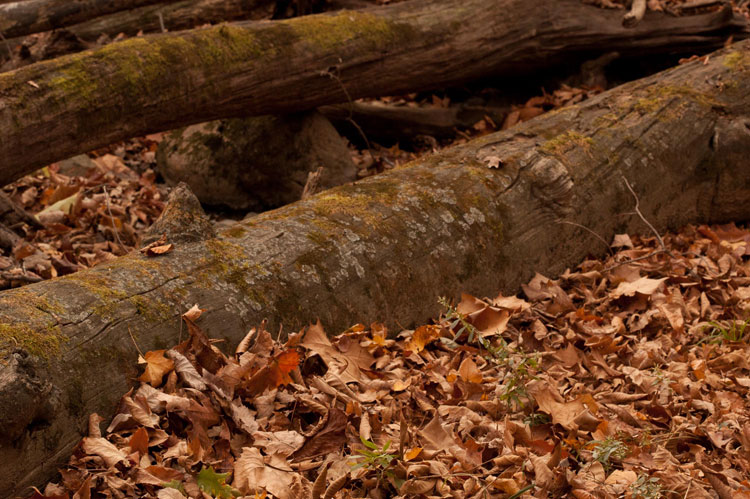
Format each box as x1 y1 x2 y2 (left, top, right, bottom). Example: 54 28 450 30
66 0 275 40
2 38 750 496
0 0 746 188
0 0 182 39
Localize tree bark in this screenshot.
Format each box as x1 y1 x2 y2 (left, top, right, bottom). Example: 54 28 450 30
66 0 275 40
0 0 746 188
0 0 182 39
2 38 750 496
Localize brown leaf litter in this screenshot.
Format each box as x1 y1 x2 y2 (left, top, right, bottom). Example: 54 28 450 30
1 146 165 290
28 223 750 498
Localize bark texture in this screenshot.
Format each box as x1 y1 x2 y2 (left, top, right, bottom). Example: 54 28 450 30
66 0 275 40
0 0 746 187
0 0 179 39
2 39 750 496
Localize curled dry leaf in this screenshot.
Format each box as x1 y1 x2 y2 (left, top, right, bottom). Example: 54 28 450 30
182 304 205 321
139 233 170 255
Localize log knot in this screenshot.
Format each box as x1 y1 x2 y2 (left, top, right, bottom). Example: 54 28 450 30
0 349 60 443
527 156 575 217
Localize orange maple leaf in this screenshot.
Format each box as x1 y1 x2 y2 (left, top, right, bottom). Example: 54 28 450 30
405 325 441 353
244 349 300 395
272 350 300 385
139 349 175 387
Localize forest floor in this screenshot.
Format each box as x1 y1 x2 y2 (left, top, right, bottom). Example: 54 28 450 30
5 2 750 498
29 223 750 498
10 51 750 499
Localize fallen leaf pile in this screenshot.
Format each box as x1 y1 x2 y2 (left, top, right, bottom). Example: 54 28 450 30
0 148 166 290
30 223 750 498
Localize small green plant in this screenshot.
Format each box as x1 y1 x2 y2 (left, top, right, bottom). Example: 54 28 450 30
701 319 750 343
438 297 538 409
629 473 663 499
588 436 628 473
437 296 505 355
351 437 402 488
498 354 539 408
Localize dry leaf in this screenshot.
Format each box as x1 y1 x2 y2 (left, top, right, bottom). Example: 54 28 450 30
138 350 175 387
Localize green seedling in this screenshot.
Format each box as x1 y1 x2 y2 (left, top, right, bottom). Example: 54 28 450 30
588 436 628 474
524 412 551 427
351 437 402 489
701 319 750 343
438 297 538 409
629 474 663 499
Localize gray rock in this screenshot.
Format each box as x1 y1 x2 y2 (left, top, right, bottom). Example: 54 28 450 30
57 154 96 177
156 111 357 211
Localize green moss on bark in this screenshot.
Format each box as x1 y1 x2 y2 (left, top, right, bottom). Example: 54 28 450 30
0 322 66 360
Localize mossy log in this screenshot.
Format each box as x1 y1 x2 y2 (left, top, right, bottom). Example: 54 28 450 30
0 0 747 188
0 0 180 39
2 39 750 495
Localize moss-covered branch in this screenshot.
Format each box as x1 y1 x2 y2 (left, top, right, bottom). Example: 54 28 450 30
0 0 746 187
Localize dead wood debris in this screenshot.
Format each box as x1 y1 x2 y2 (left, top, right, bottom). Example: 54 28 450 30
30 222 750 498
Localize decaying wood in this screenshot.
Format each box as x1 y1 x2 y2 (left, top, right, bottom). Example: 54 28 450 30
320 102 507 142
0 190 41 230
0 190 41 250
2 39 750 495
0 0 746 188
0 0 275 71
0 0 180 39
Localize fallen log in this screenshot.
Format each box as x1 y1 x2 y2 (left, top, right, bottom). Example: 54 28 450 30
2 38 750 495
0 0 746 187
0 0 181 39
66 0 275 41
0 0 276 72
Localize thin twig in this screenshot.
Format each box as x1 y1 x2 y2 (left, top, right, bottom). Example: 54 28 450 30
600 176 676 273
128 327 144 358
621 175 668 253
157 12 166 33
322 68 377 165
556 220 614 255
178 312 183 344
602 249 667 273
